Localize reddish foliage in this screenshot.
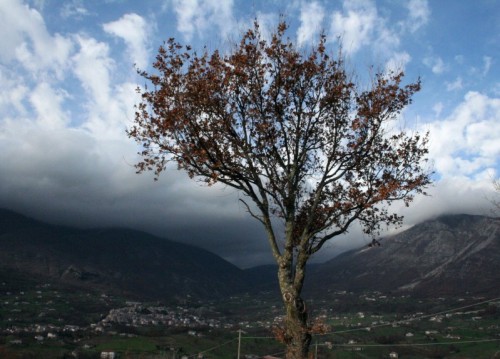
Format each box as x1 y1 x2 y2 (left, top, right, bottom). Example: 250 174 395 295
128 20 431 358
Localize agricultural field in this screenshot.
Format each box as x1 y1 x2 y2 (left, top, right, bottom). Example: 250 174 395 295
0 280 499 358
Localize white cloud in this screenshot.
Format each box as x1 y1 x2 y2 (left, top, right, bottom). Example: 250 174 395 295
70 35 134 140
492 83 500 96
29 82 69 129
330 0 378 54
60 0 89 19
103 13 149 69
423 56 446 74
72 35 113 108
482 56 492 76
446 77 463 91
385 51 411 73
406 0 430 33
0 67 28 115
254 12 280 42
432 102 443 117
377 24 401 52
172 0 235 41
0 0 73 77
329 0 407 57
172 0 198 40
297 1 325 47
389 91 499 227
465 119 500 159
425 91 500 178
395 176 497 229
232 11 279 45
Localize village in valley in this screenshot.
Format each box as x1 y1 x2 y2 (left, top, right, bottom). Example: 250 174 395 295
1 278 499 358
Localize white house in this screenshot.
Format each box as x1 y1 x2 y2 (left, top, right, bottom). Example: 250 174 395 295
100 351 116 359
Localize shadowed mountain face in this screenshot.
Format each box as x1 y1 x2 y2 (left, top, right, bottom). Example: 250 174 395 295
1 209 498 301
0 209 249 301
307 214 500 297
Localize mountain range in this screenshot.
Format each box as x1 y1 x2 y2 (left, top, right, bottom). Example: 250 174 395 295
0 208 248 301
0 209 498 301
307 214 500 297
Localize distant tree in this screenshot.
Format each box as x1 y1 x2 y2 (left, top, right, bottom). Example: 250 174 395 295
128 21 431 358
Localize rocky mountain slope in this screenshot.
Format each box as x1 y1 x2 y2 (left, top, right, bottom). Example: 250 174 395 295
307 214 500 296
0 209 249 301
1 209 498 301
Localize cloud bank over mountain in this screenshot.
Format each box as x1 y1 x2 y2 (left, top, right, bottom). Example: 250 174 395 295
0 0 498 267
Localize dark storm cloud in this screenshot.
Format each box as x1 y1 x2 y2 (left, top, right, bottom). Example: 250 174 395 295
0 119 497 269
0 123 275 268
1 0 498 271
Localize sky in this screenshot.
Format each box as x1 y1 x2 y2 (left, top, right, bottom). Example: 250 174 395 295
0 0 499 268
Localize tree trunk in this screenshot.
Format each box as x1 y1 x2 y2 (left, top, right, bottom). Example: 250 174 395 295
283 296 311 359
278 264 311 359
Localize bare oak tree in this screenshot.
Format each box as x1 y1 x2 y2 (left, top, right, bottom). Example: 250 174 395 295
128 22 431 358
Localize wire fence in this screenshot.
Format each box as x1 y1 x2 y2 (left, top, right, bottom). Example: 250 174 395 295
182 296 500 358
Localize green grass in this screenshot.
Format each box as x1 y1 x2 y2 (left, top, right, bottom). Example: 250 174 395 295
1 288 499 358
94 336 158 353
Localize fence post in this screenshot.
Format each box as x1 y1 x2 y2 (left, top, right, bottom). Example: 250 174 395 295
237 329 242 359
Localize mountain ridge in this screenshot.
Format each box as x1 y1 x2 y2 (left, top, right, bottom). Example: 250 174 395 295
306 214 500 296
1 208 498 300
0 208 249 301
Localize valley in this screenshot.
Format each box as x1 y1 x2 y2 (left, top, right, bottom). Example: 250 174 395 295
1 277 499 358
1 210 499 358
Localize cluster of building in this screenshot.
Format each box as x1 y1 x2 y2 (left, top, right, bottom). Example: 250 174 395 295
3 323 81 336
95 302 226 331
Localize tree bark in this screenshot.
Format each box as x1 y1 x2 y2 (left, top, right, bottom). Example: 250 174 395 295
283 296 311 359
278 264 311 359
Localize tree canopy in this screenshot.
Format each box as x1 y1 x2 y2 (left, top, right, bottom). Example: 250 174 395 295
128 21 431 358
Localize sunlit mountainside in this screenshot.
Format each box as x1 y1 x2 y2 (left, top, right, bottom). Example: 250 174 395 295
308 214 500 297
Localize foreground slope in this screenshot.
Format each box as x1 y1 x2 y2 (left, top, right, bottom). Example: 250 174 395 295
0 209 248 300
308 214 500 296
